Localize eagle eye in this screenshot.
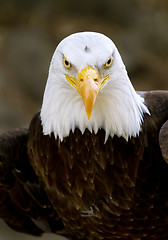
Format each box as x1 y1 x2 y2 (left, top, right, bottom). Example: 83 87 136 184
104 56 113 69
63 56 72 69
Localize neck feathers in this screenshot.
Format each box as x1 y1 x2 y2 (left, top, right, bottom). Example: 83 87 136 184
40 75 149 142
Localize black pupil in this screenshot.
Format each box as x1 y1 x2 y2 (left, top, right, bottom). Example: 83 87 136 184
107 58 111 64
65 60 69 66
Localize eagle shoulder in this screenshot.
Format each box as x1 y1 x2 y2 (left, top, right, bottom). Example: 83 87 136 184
138 90 168 164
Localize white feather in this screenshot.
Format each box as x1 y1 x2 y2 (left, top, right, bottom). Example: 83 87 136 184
40 32 149 142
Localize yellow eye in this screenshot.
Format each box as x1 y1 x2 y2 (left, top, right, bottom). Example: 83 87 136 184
63 56 72 69
104 56 113 69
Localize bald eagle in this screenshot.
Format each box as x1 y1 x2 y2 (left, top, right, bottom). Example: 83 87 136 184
0 32 168 240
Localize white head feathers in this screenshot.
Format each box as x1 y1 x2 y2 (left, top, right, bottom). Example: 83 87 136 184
40 32 149 141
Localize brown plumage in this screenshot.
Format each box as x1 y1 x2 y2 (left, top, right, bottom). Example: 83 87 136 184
0 91 168 239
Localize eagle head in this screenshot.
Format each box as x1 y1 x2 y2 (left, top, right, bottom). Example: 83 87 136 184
40 32 149 141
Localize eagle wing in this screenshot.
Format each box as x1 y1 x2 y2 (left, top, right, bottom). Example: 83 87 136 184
0 128 65 236
138 90 168 164
159 120 168 164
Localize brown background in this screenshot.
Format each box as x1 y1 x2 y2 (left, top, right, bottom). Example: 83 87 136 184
0 0 168 239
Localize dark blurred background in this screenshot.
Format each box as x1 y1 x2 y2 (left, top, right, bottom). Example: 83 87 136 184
0 0 168 133
0 1 168 239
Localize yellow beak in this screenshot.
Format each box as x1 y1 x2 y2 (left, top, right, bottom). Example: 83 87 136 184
78 67 99 119
65 66 110 120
